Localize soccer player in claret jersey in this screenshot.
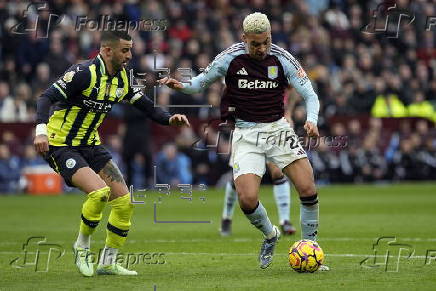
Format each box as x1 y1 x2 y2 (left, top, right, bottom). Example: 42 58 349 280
34 30 190 276
221 162 296 236
160 12 328 270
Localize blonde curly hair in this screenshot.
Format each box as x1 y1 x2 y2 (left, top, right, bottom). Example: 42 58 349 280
243 12 271 34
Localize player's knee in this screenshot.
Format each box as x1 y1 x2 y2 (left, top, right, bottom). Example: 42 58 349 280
112 193 134 210
85 181 108 194
108 183 131 201
238 193 258 210
269 168 284 181
298 184 317 197
89 186 111 201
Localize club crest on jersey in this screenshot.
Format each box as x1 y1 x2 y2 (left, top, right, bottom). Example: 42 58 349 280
116 88 124 98
66 158 76 169
267 66 278 79
63 71 75 83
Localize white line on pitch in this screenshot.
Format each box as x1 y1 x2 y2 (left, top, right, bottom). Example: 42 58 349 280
0 251 430 259
1 237 436 246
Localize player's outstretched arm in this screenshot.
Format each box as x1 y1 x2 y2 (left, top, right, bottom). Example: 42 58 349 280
158 49 231 94
275 49 320 137
157 77 184 90
128 89 190 127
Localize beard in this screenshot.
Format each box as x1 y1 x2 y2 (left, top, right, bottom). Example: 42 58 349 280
112 59 123 72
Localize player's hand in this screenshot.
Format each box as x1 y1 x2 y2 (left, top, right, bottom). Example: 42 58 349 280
304 121 319 137
169 114 191 127
34 135 49 155
157 77 184 90
284 112 294 126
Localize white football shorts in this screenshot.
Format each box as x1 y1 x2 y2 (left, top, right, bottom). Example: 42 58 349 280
230 117 307 179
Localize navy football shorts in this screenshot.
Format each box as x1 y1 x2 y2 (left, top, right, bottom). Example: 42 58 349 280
44 145 112 187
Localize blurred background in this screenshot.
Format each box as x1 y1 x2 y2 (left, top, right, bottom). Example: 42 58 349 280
0 0 435 194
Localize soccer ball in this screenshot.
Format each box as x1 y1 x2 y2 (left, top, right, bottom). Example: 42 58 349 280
288 239 324 273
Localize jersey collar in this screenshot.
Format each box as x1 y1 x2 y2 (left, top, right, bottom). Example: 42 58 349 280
96 54 126 77
96 54 107 76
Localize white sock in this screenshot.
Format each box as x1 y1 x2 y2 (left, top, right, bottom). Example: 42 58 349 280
273 177 291 224
98 246 118 266
243 202 274 237
266 226 278 239
222 181 237 219
300 194 319 240
75 232 90 249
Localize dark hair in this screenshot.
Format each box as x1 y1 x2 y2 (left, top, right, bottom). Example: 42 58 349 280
101 30 131 46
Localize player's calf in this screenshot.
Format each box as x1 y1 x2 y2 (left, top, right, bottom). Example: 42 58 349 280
97 193 137 275
300 193 319 241
297 183 317 198
76 186 111 249
73 186 111 276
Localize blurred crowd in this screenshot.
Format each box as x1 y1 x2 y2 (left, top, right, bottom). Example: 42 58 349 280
308 118 436 184
0 0 435 192
1 116 435 193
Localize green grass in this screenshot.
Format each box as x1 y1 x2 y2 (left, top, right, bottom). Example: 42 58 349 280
1 183 436 290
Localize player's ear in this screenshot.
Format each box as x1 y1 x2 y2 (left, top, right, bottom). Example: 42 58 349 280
104 45 113 57
242 33 247 43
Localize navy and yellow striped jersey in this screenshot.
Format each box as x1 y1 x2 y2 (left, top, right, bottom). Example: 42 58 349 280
38 54 170 147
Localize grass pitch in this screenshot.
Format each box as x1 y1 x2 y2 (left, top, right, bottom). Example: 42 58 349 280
1 183 435 290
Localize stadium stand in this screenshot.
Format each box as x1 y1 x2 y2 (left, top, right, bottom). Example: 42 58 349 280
0 0 434 192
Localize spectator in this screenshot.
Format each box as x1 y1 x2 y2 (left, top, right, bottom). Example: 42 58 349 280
122 105 153 188
357 135 386 182
1 131 22 157
0 144 21 193
417 138 436 180
20 145 45 168
408 91 434 122
31 63 51 94
43 36 72 79
347 119 362 146
155 143 192 185
391 139 421 181
0 81 28 122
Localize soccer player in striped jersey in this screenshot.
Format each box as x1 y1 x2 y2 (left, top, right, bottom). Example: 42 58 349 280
34 30 190 276
160 12 328 270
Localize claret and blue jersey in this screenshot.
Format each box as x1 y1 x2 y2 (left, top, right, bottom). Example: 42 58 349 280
180 42 320 125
